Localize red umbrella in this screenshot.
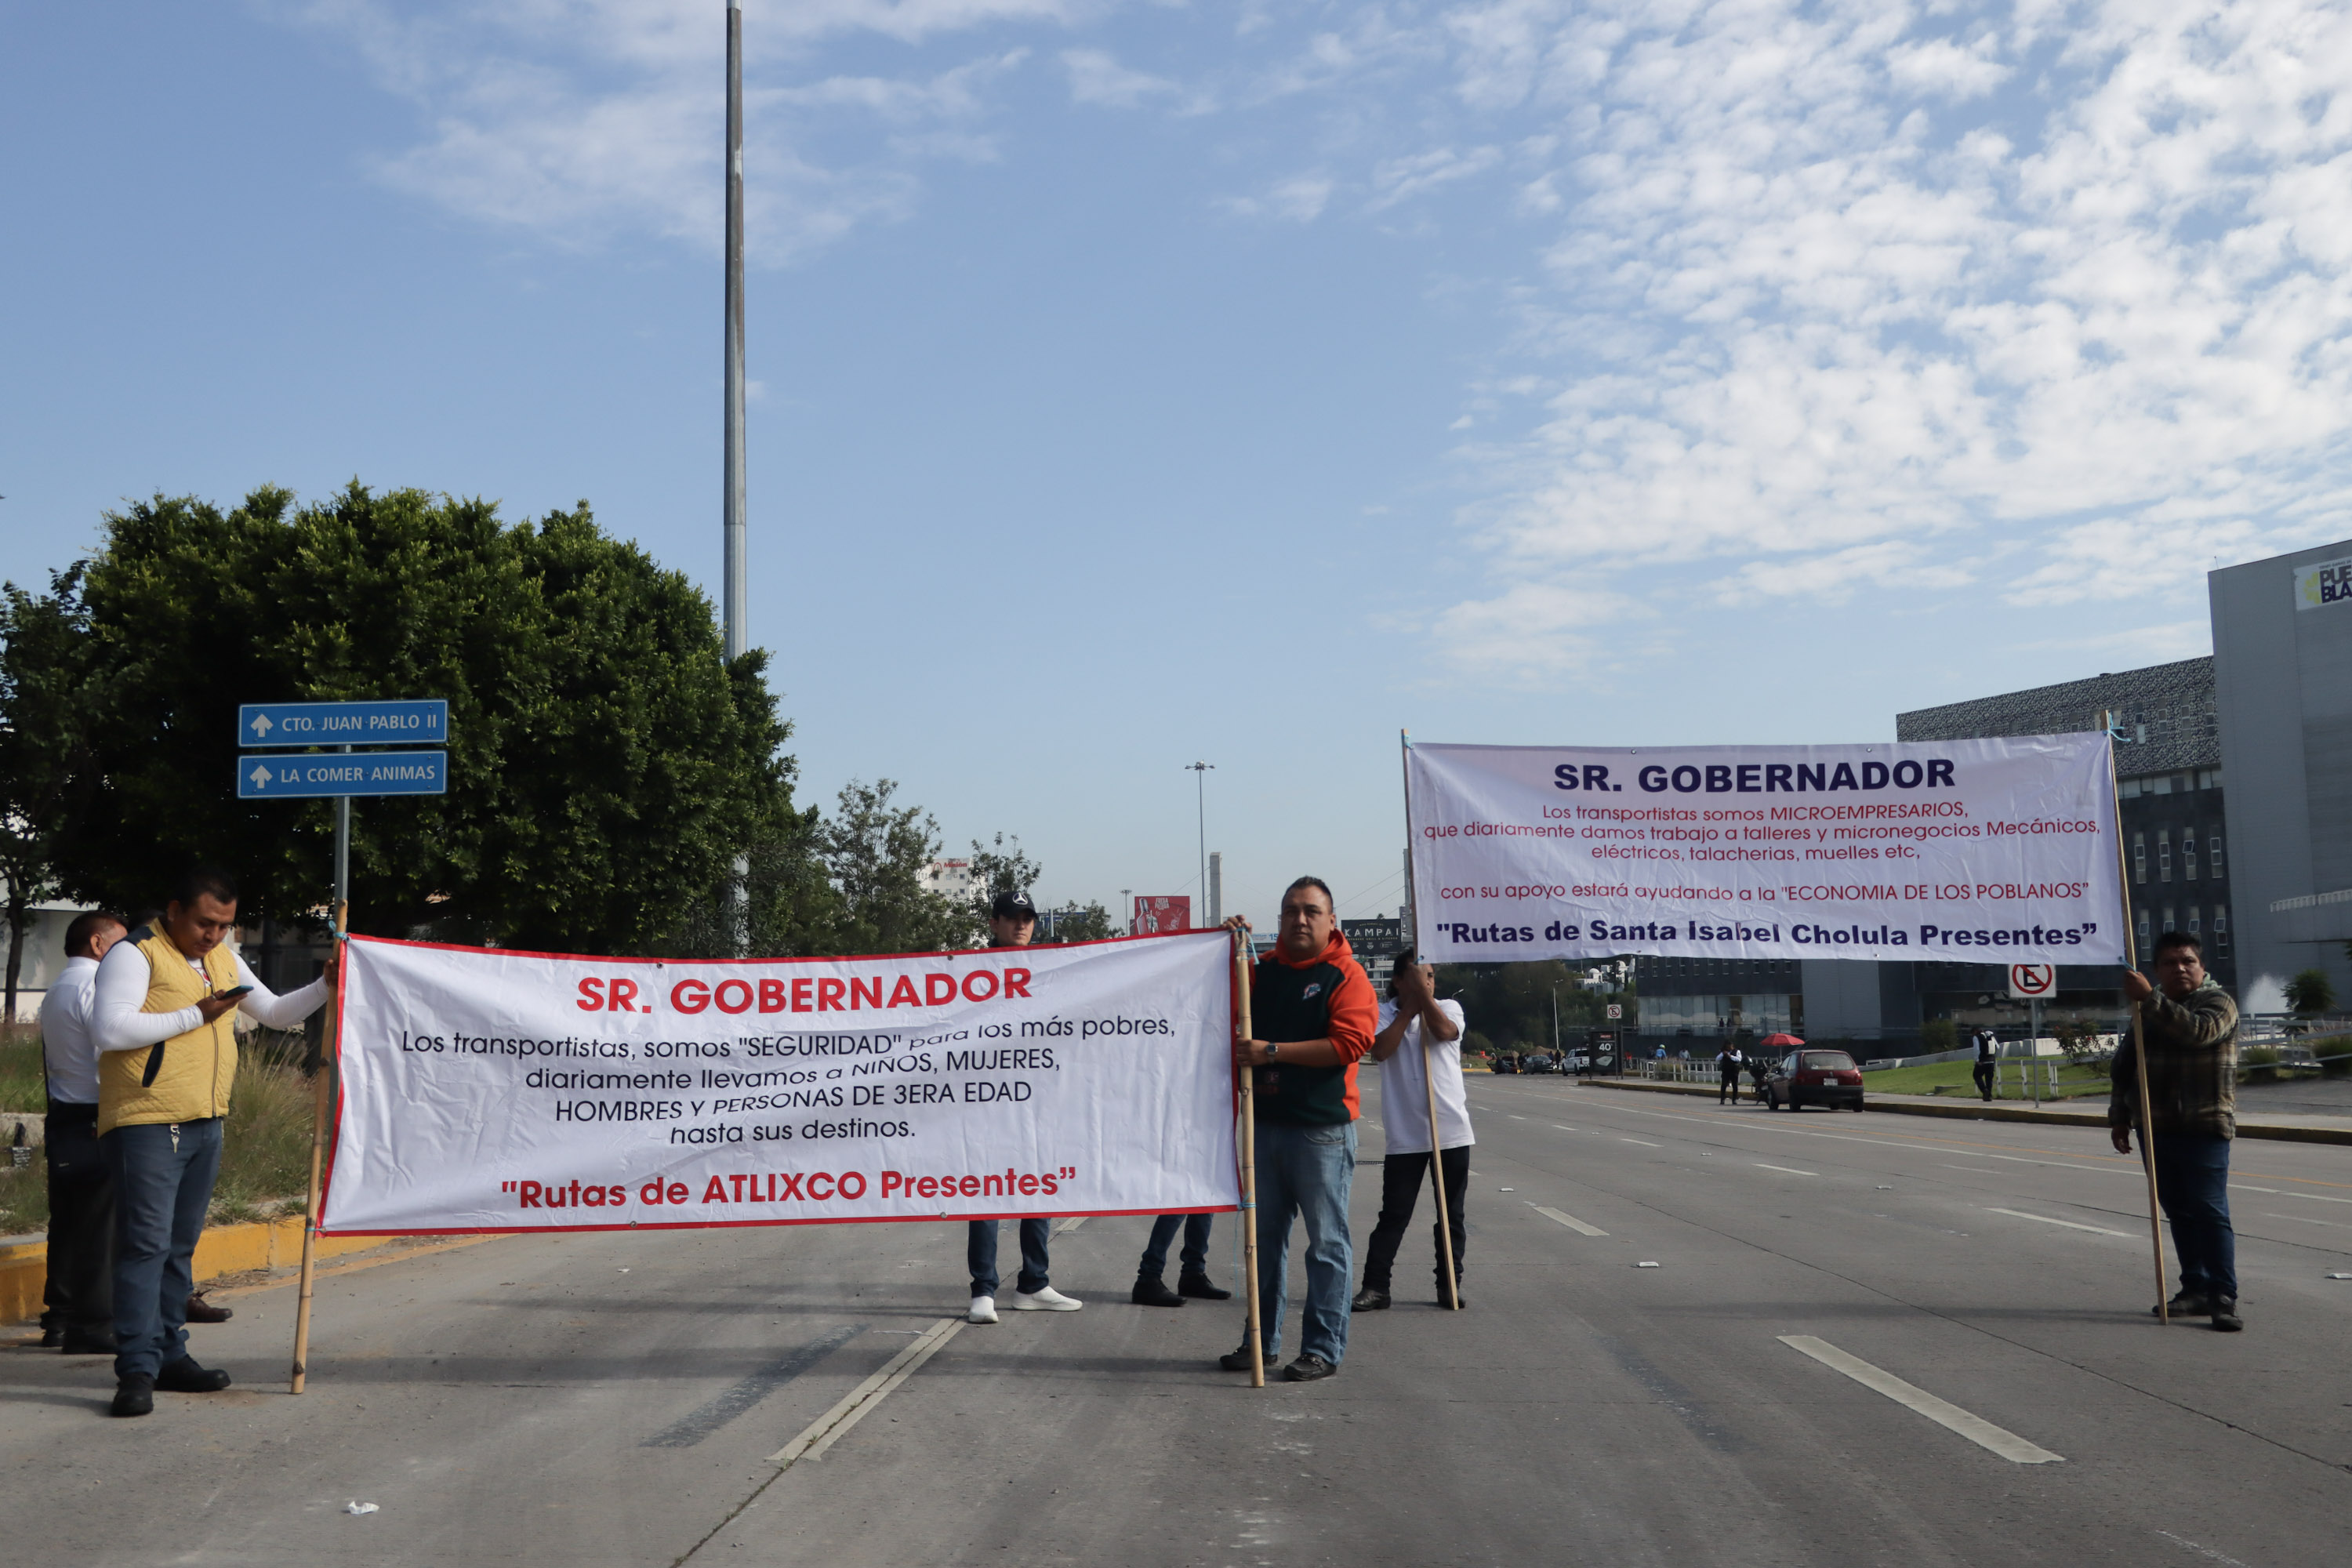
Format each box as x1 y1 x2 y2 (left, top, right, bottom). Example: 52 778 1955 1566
1759 1033 1804 1047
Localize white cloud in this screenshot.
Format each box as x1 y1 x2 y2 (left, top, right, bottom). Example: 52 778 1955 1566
1431 579 1648 681
1062 46 1176 107
1218 172 1335 222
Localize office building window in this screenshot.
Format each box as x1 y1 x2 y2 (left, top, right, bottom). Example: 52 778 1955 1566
2216 906 2229 951
2183 829 2198 880
2212 835 2224 880
2153 775 2172 796
2158 832 2172 881
2162 906 2176 938
2120 778 2141 800
2137 906 2151 949
2134 832 2147 883
2188 906 2201 935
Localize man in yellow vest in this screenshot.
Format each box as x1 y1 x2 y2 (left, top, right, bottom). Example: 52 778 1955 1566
92 868 336 1417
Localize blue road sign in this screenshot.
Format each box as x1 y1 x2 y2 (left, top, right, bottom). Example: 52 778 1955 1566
238 751 448 799
238 700 448 748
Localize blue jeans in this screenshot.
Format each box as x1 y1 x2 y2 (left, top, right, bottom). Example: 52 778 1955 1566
104 1118 223 1381
1138 1213 1212 1280
968 1218 1051 1296
1249 1119 1356 1366
2152 1132 2237 1301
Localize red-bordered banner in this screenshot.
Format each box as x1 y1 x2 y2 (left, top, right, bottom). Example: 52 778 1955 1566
319 929 1240 1236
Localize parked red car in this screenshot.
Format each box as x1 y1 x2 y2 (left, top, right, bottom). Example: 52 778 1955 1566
1763 1049 1864 1112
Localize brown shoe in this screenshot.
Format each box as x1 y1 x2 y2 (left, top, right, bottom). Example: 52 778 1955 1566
183 1292 234 1325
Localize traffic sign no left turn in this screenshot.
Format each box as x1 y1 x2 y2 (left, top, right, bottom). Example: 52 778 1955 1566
238 752 448 799
2007 964 2056 1000
239 700 448 748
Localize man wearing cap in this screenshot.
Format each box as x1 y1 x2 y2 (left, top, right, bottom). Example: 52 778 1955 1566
964 891 1083 1324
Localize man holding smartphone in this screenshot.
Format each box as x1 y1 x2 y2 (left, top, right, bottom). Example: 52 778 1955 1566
91 868 336 1417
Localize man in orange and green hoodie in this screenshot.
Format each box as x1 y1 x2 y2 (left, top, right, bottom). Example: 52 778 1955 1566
1218 877 1377 1382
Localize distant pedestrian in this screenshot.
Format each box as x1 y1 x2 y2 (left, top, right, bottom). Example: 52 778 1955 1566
964 891 1082 1325
38 910 127 1354
1748 1054 1768 1101
93 869 336 1416
1353 949 1469 1312
1717 1043 1744 1104
1218 878 1376 1382
2111 931 2244 1331
1973 1028 1998 1102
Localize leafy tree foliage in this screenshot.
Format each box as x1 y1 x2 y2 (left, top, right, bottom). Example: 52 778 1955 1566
42 484 792 953
0 566 106 1016
2286 967 2336 1016
1430 960 1613 1051
965 832 1041 925
818 779 977 954
1037 901 1117 944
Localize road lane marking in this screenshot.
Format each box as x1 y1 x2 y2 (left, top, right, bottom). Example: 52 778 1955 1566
1621 1138 1661 1147
1054 1217 1087 1233
2264 1212 2349 1229
1755 1163 1817 1176
1529 1203 1608 1236
644 1324 866 1449
1552 1125 1578 1131
2285 1191 2352 1205
1778 1335 2063 1464
769 1317 964 1468
1941 1165 2004 1174
1987 1207 2125 1236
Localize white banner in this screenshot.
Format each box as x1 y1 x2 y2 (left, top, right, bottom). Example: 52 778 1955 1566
1407 735 2124 967
321 931 1238 1235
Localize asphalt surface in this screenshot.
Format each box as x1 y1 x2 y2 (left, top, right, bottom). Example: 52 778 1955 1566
5 1076 2350 1567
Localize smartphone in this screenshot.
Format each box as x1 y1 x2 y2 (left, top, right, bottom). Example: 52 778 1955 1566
216 985 255 1000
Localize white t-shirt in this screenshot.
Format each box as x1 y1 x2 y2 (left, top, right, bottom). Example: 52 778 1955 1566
1376 998 1472 1154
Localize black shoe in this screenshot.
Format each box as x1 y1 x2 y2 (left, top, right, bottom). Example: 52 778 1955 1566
2209 1298 2244 1332
154 1356 231 1393
1131 1276 1185 1308
1351 1287 1391 1312
2153 1290 2212 1319
183 1292 234 1325
1218 1345 1262 1373
1283 1353 1338 1382
39 1325 64 1348
60 1330 117 1356
111 1377 154 1418
1178 1272 1232 1301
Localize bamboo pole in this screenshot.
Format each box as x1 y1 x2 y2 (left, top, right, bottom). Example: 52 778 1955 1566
1234 929 1264 1388
1400 730 1461 1309
2106 725 2171 1323
289 903 342 1393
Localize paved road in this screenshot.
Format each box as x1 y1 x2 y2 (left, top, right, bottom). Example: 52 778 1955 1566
5 1078 2348 1567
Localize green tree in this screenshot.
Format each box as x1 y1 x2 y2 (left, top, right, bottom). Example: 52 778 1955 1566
1431 960 1608 1048
0 565 107 1017
1037 901 1116 943
55 484 791 953
2286 968 2336 1016
965 832 1042 927
819 779 975 953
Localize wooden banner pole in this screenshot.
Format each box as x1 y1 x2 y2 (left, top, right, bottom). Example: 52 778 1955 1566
1401 730 1461 1310
289 901 342 1393
1233 929 1264 1388
2106 724 2170 1323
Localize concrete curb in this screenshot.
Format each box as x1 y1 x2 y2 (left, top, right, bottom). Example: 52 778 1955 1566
2 1214 402 1327
1577 1077 2352 1146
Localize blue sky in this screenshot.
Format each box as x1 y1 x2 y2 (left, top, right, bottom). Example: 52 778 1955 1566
7 1 2352 932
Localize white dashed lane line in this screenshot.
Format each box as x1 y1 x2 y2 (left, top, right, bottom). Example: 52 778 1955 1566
1620 1138 1661 1147
1778 1335 2064 1465
1755 1163 1817 1176
1985 1207 2126 1237
1528 1203 1608 1236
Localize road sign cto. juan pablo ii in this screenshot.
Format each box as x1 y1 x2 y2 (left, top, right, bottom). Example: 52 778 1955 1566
238 700 448 747
239 751 447 800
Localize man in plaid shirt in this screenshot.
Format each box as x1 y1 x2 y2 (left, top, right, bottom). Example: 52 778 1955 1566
2110 930 2242 1331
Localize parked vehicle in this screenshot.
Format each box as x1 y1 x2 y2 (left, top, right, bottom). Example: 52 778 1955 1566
1523 1051 1558 1074
1764 1049 1864 1112
1494 1054 1520 1075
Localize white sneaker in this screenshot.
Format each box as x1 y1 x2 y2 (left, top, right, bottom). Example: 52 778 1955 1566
1011 1285 1083 1312
966 1295 999 1324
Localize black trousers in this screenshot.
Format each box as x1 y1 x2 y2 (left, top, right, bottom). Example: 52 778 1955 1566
1360 1146 1469 1294
1973 1061 1995 1100
41 1101 113 1334
1719 1068 1740 1103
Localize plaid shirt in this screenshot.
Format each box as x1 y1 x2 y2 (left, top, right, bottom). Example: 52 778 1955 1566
2108 979 2238 1139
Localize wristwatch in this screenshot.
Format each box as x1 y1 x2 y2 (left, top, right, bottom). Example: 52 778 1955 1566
1265 1040 1280 1062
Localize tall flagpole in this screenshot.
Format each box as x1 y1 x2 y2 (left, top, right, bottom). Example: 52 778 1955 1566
722 0 750 948
1399 730 1461 1309
2106 720 2170 1321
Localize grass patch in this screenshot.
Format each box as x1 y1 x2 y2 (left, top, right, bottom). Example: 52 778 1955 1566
1 1028 44 1113
0 1027 326 1237
1863 1059 2112 1100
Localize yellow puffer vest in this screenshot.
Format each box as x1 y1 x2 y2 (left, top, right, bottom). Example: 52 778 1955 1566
97 926 241 1135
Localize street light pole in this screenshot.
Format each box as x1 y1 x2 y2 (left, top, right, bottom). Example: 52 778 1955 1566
722 0 746 663
1186 762 1213 927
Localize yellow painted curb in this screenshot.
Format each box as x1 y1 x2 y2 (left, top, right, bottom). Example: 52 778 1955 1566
2 1216 396 1326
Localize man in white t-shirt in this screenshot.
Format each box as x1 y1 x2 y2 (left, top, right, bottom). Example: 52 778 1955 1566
1352 950 1470 1312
